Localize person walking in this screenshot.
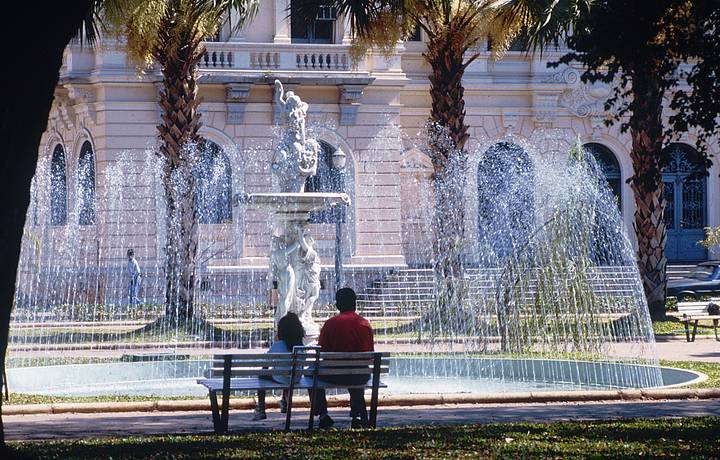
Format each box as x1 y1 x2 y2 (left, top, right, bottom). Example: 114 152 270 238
313 287 374 429
126 249 142 305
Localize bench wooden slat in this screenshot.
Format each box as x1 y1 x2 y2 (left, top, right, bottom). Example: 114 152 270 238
208 366 389 377
311 367 389 376
680 315 720 320
212 353 305 361
211 359 298 367
198 377 388 391
316 359 389 367
197 378 293 391
208 369 302 377
309 352 390 359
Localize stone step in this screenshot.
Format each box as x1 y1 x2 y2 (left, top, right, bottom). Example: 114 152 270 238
356 265 651 312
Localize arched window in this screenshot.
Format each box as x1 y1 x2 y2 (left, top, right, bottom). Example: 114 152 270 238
50 144 67 226
584 143 622 208
477 142 534 261
30 176 39 226
78 141 96 225
306 141 344 223
195 141 233 224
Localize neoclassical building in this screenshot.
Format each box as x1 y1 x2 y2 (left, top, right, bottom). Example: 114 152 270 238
26 1 720 305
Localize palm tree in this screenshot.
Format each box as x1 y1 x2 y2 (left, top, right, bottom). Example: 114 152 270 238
104 0 258 325
293 0 587 328
555 0 718 316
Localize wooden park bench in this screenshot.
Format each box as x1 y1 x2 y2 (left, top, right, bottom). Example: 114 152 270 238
197 347 390 433
673 300 720 342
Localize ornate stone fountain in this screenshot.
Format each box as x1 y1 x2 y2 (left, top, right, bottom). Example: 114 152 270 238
240 80 350 339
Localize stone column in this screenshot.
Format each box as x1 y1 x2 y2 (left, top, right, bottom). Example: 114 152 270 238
273 0 291 44
341 12 352 44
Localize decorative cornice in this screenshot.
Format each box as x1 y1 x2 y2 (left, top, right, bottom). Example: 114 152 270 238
400 148 433 173
502 110 520 133
532 93 558 128
225 83 251 125
339 84 367 125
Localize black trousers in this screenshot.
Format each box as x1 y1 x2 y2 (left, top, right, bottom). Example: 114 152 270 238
313 374 370 421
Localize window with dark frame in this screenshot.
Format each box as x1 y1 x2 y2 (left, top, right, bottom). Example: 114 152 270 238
50 144 67 226
305 141 345 224
195 141 233 225
78 141 96 225
291 1 337 44
584 143 622 209
407 22 422 41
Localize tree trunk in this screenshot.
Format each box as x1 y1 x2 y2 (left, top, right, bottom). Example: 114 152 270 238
0 2 91 448
628 68 667 318
161 160 200 325
424 35 470 336
154 12 205 327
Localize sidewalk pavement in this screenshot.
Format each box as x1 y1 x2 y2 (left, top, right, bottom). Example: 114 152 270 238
6 399 720 441
654 335 720 362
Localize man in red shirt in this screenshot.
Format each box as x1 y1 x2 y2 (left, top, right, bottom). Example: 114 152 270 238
314 287 374 429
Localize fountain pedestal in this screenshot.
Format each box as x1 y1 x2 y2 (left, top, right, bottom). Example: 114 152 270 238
238 80 353 341
242 192 350 339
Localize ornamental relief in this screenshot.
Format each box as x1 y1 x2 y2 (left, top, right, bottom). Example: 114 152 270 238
545 67 611 119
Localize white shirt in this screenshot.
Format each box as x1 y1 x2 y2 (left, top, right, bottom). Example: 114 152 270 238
127 258 141 280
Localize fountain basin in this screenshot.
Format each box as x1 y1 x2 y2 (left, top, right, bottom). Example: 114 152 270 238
6 357 704 398
241 192 350 216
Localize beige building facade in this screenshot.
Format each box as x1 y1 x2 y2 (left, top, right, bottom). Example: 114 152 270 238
32 1 720 296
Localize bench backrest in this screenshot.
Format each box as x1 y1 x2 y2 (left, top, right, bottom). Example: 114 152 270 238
207 349 390 381
677 300 720 316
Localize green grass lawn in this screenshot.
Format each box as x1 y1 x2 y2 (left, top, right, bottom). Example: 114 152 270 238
9 417 720 459
652 317 716 336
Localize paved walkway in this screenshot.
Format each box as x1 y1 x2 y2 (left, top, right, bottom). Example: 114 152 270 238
655 335 720 362
5 399 720 441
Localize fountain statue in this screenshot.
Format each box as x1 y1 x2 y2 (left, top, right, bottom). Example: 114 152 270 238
241 80 350 339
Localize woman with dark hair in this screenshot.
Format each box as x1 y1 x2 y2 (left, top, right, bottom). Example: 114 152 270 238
252 312 305 421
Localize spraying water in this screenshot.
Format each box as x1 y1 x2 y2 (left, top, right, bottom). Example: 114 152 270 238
8 105 662 395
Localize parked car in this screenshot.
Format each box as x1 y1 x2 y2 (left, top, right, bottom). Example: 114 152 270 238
666 262 720 300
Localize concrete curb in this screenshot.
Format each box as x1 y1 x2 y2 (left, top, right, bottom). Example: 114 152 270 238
5 388 720 416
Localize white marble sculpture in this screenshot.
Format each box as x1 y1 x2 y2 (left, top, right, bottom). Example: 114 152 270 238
270 233 300 327
238 81 350 340
272 80 321 193
294 226 321 334
246 80 342 339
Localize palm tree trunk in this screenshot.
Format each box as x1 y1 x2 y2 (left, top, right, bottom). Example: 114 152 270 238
628 68 667 318
0 2 91 447
425 35 470 334
154 12 204 326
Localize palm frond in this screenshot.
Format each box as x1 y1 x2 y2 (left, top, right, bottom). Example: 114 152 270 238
102 0 259 67
485 0 591 57
75 0 104 46
229 0 259 32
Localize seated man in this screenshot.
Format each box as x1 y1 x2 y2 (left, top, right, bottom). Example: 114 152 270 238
314 287 374 429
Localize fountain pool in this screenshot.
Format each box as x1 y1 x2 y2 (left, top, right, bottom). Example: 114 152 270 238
9 81 675 399
6 358 704 398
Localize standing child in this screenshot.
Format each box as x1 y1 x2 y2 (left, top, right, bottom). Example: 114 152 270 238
252 312 305 421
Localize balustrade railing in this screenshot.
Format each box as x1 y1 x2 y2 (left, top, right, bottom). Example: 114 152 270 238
199 42 360 71
201 49 234 68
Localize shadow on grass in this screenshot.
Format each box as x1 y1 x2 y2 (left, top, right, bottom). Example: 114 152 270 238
9 417 720 460
9 317 276 348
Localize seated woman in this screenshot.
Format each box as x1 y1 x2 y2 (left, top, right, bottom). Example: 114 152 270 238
252 312 305 421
